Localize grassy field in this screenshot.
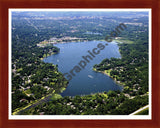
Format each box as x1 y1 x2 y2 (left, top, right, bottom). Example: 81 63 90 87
50 94 62 100
113 39 134 44
135 107 149 115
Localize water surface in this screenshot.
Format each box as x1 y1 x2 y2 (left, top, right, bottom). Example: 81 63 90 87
43 41 122 96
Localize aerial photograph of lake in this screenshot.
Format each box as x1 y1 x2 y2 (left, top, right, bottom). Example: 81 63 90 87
43 41 122 96
10 9 151 118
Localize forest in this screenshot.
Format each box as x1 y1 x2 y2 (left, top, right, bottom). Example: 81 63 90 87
21 30 149 115
11 11 149 115
93 32 149 96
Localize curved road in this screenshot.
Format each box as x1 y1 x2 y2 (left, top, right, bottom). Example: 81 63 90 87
129 105 149 115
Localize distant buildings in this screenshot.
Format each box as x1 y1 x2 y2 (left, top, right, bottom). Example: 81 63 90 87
37 36 87 47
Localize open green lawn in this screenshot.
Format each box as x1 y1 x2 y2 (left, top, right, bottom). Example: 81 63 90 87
104 69 111 76
50 94 62 100
114 39 134 44
135 107 149 115
102 93 108 99
17 68 23 72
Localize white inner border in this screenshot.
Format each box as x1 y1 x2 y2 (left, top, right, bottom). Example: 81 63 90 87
9 8 152 120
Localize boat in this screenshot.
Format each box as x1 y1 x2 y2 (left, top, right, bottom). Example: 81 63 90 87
88 75 93 78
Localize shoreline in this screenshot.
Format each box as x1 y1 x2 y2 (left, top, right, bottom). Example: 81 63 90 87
40 50 68 95
113 39 134 44
40 51 59 61
12 50 68 115
92 68 124 87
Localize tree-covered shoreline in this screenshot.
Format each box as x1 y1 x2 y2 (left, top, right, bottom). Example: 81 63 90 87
11 11 149 115
19 35 149 115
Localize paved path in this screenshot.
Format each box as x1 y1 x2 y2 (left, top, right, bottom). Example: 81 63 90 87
130 105 149 115
14 94 53 115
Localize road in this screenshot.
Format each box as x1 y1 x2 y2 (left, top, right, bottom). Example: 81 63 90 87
14 94 53 115
129 105 149 115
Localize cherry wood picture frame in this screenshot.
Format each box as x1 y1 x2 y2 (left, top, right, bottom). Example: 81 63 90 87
0 0 160 128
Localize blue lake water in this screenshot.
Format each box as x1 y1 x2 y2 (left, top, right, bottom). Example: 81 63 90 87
43 41 122 96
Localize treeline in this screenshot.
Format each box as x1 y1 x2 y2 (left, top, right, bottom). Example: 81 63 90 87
21 91 148 115
12 20 68 112
94 32 148 96
12 13 149 115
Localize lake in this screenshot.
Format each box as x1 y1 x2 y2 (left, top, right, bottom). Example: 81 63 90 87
43 41 122 97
